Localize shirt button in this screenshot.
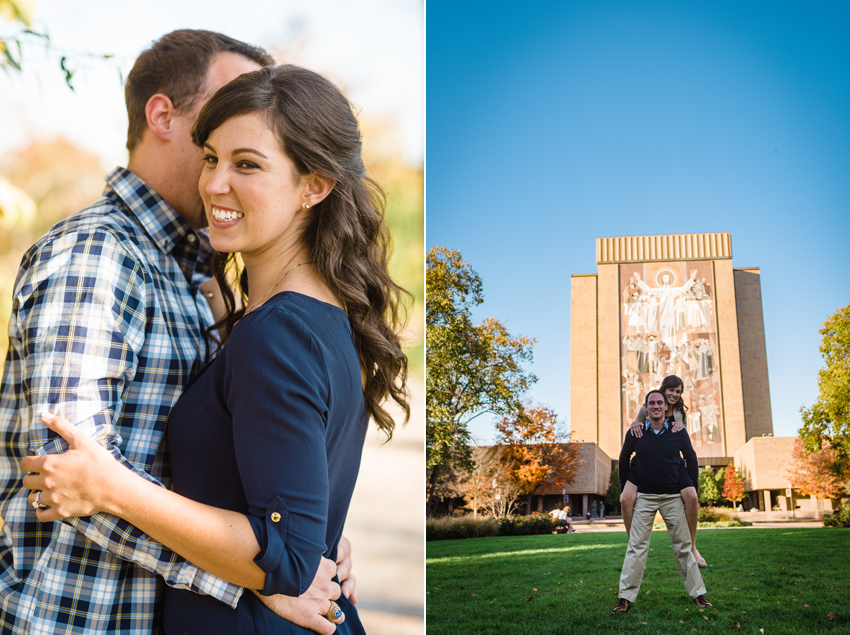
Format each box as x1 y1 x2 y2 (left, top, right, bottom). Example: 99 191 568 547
270 512 281 523
186 233 197 244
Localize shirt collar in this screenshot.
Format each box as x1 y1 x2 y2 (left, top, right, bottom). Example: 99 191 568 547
644 419 670 434
103 167 209 259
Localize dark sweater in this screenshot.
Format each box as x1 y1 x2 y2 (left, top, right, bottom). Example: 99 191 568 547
619 423 699 495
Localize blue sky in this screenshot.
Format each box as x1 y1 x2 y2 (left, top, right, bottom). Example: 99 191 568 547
426 0 850 444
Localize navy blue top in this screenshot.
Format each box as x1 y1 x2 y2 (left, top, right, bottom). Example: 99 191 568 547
162 292 369 634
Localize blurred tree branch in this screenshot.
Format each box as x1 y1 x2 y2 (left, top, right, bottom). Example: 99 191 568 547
1 0 121 89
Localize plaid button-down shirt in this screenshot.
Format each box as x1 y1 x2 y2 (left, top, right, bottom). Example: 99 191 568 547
0 168 242 634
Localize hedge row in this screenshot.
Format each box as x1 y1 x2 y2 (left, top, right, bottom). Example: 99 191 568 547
822 508 850 528
653 520 749 529
426 513 559 541
698 508 734 522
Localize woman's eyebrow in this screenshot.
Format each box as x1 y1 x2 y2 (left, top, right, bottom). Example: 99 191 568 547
231 147 270 159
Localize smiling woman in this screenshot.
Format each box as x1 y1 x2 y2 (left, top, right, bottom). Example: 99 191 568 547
22 64 411 635
199 111 333 279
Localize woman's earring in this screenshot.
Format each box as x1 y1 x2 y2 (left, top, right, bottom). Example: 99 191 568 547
301 202 311 211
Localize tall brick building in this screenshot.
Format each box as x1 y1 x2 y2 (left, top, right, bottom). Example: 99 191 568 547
512 232 826 518
569 232 773 465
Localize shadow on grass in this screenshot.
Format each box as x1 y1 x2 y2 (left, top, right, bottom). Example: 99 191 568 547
426 527 850 634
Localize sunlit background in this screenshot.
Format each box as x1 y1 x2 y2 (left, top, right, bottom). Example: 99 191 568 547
0 1 423 632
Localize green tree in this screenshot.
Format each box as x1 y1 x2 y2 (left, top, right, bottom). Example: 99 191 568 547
697 467 720 506
605 465 621 512
721 465 746 508
426 246 536 514
799 303 850 464
714 468 727 505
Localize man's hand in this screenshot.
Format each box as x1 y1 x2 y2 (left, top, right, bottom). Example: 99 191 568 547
628 420 644 438
253 557 344 634
336 535 358 605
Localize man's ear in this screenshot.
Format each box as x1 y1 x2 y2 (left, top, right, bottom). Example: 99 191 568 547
303 174 337 207
145 94 177 142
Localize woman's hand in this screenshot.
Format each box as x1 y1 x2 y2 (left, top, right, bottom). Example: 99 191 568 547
671 420 685 433
21 411 122 522
253 557 344 634
628 420 644 438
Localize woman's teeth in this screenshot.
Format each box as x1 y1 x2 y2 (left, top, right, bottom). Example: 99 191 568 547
212 207 244 222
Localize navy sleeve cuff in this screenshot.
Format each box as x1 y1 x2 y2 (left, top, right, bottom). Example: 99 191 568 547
247 496 328 597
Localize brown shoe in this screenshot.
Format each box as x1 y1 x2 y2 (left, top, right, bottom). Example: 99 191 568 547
694 595 713 609
612 598 630 614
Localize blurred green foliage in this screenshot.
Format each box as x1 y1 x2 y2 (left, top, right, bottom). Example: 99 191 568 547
378 159 424 377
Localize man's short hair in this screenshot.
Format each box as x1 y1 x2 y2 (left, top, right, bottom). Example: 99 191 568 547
644 389 665 406
124 29 274 152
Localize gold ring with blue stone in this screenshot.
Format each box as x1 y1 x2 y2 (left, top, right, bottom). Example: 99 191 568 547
324 600 343 621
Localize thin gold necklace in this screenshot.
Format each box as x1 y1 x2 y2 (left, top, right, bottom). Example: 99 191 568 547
245 261 311 315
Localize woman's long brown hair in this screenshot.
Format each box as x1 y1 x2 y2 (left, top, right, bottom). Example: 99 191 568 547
193 65 410 437
658 374 688 421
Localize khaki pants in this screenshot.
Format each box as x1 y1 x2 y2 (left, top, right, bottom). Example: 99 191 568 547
619 493 706 602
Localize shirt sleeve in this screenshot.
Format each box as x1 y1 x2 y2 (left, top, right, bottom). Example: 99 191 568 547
677 408 688 430
15 228 144 457
66 514 244 607
636 406 647 424
226 306 331 597
12 227 243 606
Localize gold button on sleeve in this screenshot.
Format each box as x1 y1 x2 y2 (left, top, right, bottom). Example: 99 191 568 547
270 512 281 523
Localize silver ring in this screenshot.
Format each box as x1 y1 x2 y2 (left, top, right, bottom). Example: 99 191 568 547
324 600 343 622
32 491 48 510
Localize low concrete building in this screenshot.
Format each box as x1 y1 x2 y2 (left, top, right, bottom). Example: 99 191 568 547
535 442 612 518
734 436 834 514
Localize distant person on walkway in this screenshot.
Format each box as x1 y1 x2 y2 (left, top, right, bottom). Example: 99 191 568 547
612 390 711 615
557 507 574 533
620 374 706 567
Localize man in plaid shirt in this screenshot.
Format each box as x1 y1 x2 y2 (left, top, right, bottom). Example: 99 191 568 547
0 30 346 634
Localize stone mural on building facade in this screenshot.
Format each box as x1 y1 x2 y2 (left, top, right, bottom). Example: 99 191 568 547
619 260 725 458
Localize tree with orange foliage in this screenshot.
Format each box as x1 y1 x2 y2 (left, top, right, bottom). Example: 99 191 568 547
721 465 746 508
495 401 581 514
786 439 845 511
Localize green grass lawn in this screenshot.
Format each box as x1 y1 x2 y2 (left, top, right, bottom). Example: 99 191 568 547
426 527 850 634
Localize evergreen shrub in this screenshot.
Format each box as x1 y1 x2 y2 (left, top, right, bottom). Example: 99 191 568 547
822 508 850 528
698 507 732 522
497 513 557 536
426 516 499 541
426 512 558 541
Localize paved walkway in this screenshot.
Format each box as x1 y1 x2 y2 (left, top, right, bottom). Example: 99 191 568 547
344 377 424 635
570 518 824 533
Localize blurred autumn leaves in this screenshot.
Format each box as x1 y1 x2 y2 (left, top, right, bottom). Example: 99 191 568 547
0 132 423 372
0 138 106 360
